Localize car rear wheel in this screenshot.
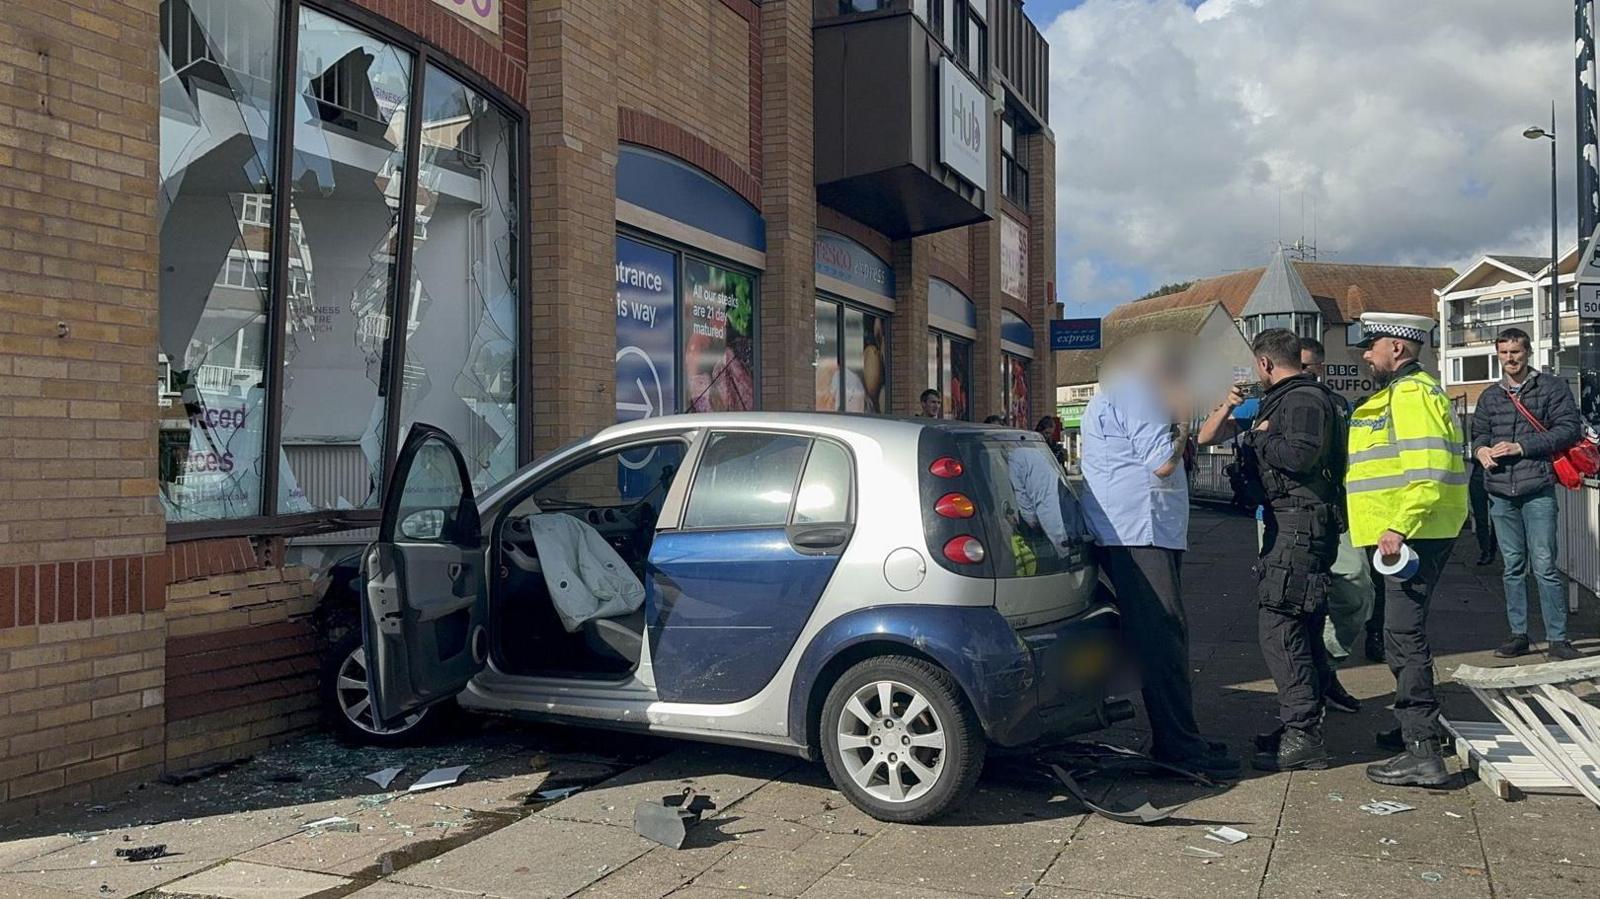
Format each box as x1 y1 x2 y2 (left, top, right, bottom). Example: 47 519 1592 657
320 630 443 746
819 655 984 823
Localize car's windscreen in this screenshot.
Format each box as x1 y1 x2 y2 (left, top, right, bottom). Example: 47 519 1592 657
957 434 1091 578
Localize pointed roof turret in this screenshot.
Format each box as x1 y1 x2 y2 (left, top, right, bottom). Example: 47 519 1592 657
1241 248 1320 319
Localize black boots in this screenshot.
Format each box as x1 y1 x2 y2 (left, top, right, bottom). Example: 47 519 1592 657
1366 738 1451 787
1253 726 1328 772
1547 641 1584 662
1375 726 1453 753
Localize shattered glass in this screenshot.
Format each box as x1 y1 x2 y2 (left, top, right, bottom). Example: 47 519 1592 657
276 8 415 512
156 0 281 521
394 65 520 492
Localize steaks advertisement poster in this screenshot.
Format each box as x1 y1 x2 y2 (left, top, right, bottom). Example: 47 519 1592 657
683 258 756 412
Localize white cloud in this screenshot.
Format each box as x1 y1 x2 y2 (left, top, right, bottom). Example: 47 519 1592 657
1047 0 1577 310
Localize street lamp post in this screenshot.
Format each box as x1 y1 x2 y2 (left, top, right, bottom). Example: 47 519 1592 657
1525 104 1563 373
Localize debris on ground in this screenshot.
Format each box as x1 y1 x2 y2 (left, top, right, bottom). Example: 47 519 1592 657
634 788 716 849
1049 764 1189 825
159 759 250 786
1182 846 1223 859
533 786 583 802
1205 826 1248 844
114 844 168 862
409 766 470 793
1360 801 1415 816
301 816 359 833
1421 872 1444 883
366 767 405 790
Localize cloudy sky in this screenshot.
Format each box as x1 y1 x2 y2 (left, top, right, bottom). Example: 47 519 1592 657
1032 0 1579 317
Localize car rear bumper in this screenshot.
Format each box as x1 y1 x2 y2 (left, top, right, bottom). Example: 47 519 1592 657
980 602 1127 748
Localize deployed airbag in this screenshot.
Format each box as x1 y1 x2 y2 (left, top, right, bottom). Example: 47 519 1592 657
526 513 645 632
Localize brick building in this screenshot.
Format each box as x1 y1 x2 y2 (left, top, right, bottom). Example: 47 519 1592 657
0 0 1057 814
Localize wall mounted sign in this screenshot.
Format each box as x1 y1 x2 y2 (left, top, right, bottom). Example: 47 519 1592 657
1001 214 1027 299
815 230 894 298
430 0 500 34
1050 318 1101 351
939 57 988 192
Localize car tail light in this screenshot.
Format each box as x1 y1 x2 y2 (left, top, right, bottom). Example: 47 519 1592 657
942 536 986 565
929 456 964 478
934 493 975 519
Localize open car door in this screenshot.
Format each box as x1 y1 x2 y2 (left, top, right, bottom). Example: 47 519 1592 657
362 424 488 730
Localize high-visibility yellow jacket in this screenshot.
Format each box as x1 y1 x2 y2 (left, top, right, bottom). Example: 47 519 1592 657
1345 363 1468 547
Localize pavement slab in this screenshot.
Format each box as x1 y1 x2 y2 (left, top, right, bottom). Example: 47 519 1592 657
537 746 798 829
1259 847 1491 898
237 801 513 877
717 770 887 837
0 877 90 899
1467 787 1600 868
838 820 1065 897
4 811 309 872
1485 858 1600 899
1 860 209 899
576 842 738 898
392 815 655 898
0 835 77 871
342 883 449 899
155 860 351 899
1275 766 1482 868
797 872 1029 899
1041 805 1276 899
689 830 866 897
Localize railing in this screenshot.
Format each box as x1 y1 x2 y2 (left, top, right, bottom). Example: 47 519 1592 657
1450 318 1534 346
993 0 1048 122
1557 481 1600 609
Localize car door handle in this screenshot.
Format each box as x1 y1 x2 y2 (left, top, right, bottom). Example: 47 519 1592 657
789 525 852 552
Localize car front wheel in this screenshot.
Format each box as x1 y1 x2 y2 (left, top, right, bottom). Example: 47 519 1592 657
320 630 443 746
819 655 985 823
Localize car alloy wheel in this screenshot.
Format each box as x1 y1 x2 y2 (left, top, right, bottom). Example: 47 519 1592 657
335 645 427 736
834 679 947 804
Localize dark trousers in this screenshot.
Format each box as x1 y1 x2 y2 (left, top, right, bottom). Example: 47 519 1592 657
1258 507 1337 731
1384 538 1457 743
1099 545 1208 761
1468 464 1494 558
1367 562 1386 636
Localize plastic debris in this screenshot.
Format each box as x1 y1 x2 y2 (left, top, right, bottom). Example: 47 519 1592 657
1182 846 1223 859
408 766 469 793
1204 826 1249 844
366 767 405 790
634 788 716 850
115 845 167 862
534 786 583 801
1421 872 1444 883
1379 838 1398 846
1360 801 1415 816
302 816 358 833
1444 811 1464 819
1326 793 1344 802
1049 764 1190 825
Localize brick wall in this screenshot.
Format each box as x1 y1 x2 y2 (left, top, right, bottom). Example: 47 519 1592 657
617 0 754 173
1027 129 1057 424
0 0 164 816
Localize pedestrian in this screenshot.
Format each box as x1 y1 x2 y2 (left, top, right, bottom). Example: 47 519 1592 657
1299 338 1375 684
1036 415 1069 465
984 414 1006 424
920 388 943 419
1080 341 1239 779
1345 313 1468 787
1197 329 1348 771
1471 327 1584 662
1467 455 1495 566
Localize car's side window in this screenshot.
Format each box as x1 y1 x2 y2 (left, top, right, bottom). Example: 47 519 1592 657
683 432 810 529
520 440 686 512
395 437 466 543
793 439 853 524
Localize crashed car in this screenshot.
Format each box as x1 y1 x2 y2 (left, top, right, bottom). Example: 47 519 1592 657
359 413 1125 822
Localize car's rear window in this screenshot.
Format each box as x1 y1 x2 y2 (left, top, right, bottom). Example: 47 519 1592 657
956 434 1091 578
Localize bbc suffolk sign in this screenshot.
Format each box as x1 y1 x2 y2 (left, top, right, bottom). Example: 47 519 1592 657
1051 318 1102 351
431 0 500 34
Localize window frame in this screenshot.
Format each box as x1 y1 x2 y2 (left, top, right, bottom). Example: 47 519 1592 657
1001 109 1029 209
679 430 846 533
815 293 893 415
163 0 532 541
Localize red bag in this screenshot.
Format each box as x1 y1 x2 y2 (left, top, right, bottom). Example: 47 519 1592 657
1508 392 1600 490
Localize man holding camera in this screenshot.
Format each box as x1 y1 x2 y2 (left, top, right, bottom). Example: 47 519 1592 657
1198 329 1348 771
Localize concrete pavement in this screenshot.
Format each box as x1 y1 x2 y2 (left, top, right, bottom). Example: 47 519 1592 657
3 507 1598 898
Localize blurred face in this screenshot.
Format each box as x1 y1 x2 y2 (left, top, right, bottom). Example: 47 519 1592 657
921 393 942 417
1362 337 1408 378
1301 349 1326 381
1497 339 1530 379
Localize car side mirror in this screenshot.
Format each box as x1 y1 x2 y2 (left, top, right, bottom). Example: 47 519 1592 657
400 508 445 541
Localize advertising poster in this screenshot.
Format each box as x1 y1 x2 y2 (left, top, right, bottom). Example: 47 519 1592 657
1001 214 1028 300
816 302 889 414
1005 355 1031 427
615 236 680 498
814 300 839 411
948 338 971 420
683 258 757 412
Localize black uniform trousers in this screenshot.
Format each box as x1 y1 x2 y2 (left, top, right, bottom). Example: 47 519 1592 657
1384 537 1457 743
1099 545 1209 762
1468 462 1494 558
1257 506 1337 731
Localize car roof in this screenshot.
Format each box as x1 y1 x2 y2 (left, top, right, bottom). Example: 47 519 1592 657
596 412 1018 442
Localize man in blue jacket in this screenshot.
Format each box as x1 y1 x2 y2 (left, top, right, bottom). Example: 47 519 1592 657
1471 328 1584 661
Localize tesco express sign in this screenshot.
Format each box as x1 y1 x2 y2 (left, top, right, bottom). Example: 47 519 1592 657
430 0 500 34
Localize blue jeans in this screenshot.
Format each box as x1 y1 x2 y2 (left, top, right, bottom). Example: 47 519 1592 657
1488 487 1567 643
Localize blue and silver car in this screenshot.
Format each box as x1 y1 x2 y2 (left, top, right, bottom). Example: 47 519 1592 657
361 413 1126 822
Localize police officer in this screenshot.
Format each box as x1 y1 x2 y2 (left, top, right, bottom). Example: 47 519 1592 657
1346 313 1468 787
1200 328 1348 771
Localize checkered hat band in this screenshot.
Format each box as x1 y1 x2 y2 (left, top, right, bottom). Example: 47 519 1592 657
1364 323 1427 342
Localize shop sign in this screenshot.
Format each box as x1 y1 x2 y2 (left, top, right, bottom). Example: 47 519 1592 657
430 0 500 34
684 258 757 412
1050 318 1101 351
815 230 894 298
939 57 988 192
1001 214 1027 300
1323 362 1379 399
